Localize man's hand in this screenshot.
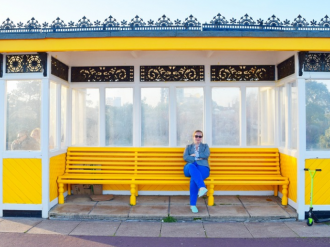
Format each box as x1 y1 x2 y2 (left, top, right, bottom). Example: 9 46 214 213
190 154 196 157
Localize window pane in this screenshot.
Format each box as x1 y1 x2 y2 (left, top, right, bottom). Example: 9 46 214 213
306 80 330 150
61 86 67 148
246 87 275 146
105 88 133 146
279 86 286 147
141 88 169 146
49 81 57 150
212 88 240 145
72 88 99 146
6 80 41 151
291 83 298 149
177 88 204 146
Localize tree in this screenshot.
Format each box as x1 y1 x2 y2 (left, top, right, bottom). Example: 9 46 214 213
6 81 41 150
306 81 330 150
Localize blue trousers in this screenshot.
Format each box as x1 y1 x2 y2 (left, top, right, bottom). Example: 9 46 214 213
184 162 210 206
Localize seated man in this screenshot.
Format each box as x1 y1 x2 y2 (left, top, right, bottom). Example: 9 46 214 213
11 130 40 151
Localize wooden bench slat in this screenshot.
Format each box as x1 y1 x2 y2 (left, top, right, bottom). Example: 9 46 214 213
210 153 279 157
68 152 136 156
67 165 136 168
68 157 136 161
67 162 136 166
210 158 279 161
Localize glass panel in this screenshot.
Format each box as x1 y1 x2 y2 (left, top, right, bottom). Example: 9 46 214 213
246 87 275 146
49 81 57 150
61 86 67 148
6 80 41 151
176 88 204 146
212 88 240 146
141 88 169 146
306 80 330 150
72 88 99 146
105 88 133 146
279 86 286 147
291 83 298 149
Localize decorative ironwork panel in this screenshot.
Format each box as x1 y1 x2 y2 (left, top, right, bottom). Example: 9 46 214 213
277 56 295 80
51 57 69 81
6 54 43 73
304 53 330 72
211 65 275 81
298 51 308 76
140 66 204 82
71 66 134 82
37 52 48 77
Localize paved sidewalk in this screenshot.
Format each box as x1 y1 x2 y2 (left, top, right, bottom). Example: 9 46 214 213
0 217 329 238
49 195 297 221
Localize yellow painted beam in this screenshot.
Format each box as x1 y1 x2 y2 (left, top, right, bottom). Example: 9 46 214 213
1 37 330 52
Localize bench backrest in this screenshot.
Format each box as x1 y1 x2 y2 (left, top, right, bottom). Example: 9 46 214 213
66 147 280 177
209 148 280 176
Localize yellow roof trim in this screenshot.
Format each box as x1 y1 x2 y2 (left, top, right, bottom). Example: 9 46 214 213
0 37 329 52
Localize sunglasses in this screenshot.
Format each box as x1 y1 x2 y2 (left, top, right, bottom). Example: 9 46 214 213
194 135 203 138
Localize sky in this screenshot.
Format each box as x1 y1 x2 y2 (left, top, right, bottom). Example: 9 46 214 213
1 0 329 26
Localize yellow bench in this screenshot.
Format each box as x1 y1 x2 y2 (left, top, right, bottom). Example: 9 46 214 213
57 147 289 206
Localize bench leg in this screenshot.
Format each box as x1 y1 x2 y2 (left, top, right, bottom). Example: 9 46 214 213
274 185 278 196
58 183 64 204
130 184 136 205
68 184 71 196
135 185 138 197
208 184 215 206
281 185 288 205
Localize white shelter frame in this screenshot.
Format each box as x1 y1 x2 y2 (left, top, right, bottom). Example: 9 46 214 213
1 51 330 220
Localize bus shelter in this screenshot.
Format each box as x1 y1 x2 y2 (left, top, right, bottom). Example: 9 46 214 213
0 14 330 219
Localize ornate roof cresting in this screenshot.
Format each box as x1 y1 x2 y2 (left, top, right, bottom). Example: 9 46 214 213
2 14 330 33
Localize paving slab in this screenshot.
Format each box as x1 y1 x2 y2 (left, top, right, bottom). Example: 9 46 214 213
89 205 130 218
239 196 278 205
136 196 169 205
49 204 95 217
169 205 209 219
285 221 330 237
0 218 42 233
203 222 253 238
69 221 121 236
65 195 96 205
280 205 298 218
170 196 206 206
27 220 81 235
207 205 249 219
115 222 161 237
245 205 290 218
97 195 130 205
245 222 298 238
212 195 242 205
161 222 206 238
129 205 168 219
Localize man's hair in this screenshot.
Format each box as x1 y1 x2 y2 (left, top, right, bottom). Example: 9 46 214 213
193 130 203 136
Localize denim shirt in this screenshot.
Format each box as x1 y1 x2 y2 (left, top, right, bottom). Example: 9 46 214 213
183 143 210 168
